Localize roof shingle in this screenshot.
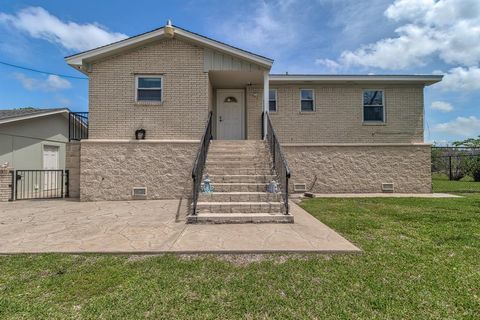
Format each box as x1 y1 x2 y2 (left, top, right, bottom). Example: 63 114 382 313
0 108 68 121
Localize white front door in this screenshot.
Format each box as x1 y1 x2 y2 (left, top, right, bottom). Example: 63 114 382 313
43 145 59 190
216 89 245 140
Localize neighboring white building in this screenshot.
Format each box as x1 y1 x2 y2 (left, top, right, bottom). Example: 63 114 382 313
0 108 70 170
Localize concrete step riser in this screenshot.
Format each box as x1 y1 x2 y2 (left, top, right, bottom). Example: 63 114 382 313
208 146 269 153
211 141 265 145
205 168 273 175
209 184 268 192
208 151 269 157
197 203 284 214
207 157 269 162
207 175 276 183
206 164 271 170
187 214 293 224
199 193 282 202
206 163 272 170
207 155 270 161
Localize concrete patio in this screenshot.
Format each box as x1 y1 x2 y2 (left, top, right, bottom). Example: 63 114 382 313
0 199 359 254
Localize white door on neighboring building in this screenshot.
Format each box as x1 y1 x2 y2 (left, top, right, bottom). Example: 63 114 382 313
216 89 245 140
43 145 59 190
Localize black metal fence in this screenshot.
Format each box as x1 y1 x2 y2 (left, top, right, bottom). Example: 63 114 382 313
191 112 213 215
432 147 480 181
69 112 88 141
14 170 69 200
265 112 291 215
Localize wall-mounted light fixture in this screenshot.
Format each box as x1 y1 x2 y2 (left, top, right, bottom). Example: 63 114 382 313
135 129 146 140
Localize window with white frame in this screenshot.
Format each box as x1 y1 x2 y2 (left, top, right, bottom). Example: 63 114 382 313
300 89 314 112
269 89 277 112
363 90 384 122
136 76 163 102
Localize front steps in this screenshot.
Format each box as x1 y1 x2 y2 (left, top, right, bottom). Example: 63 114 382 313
187 140 294 224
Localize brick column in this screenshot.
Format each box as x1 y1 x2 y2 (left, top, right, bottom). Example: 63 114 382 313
0 168 13 202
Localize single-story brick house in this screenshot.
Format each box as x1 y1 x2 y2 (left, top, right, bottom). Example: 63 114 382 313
64 22 442 223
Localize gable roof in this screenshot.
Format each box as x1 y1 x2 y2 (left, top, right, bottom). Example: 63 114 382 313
65 24 273 71
0 108 69 125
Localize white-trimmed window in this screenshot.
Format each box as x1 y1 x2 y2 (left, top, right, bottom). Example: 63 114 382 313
363 90 384 122
269 89 277 112
136 75 163 102
300 89 314 112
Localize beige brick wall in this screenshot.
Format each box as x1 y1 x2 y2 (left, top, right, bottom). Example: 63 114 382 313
246 86 264 140
80 140 198 201
247 84 424 143
88 38 209 140
0 168 13 202
65 142 80 198
284 144 431 193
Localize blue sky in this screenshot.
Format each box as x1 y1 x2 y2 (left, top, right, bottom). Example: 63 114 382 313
0 0 479 143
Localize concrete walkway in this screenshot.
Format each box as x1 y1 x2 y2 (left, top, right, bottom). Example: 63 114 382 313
0 199 359 254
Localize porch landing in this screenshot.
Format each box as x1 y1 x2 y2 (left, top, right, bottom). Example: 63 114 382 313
0 199 359 254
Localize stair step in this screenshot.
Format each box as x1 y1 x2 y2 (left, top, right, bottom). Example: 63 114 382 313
207 155 269 161
204 183 268 192
187 213 294 224
206 160 270 166
197 201 284 213
205 167 273 175
207 174 276 183
199 192 282 202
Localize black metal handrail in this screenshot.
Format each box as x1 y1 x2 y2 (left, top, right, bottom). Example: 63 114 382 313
69 112 89 141
265 112 291 215
191 112 213 215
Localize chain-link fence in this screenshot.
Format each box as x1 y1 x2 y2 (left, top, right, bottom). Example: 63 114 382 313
432 147 480 193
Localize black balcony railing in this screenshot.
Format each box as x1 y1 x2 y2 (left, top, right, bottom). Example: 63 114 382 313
265 112 291 215
191 112 213 215
69 112 88 141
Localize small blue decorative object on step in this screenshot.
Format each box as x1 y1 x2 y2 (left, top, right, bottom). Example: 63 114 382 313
202 174 214 193
267 180 278 193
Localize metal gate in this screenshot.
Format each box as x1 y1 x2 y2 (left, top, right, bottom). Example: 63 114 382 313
15 170 69 200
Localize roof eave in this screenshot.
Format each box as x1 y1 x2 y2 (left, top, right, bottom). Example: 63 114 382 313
269 75 443 86
0 109 70 125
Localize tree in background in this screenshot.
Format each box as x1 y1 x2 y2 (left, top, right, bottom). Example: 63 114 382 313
453 136 480 182
453 136 480 148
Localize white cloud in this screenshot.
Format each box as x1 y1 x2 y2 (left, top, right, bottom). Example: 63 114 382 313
340 24 438 69
431 101 453 112
0 7 127 51
14 73 71 91
436 66 480 91
384 0 434 22
325 0 480 70
219 0 305 53
433 116 480 137
315 58 342 72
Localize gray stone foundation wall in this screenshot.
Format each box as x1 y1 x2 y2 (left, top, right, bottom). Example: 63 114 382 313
283 144 431 194
66 142 81 198
80 140 198 201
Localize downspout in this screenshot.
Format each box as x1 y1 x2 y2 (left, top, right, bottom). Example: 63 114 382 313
263 70 269 139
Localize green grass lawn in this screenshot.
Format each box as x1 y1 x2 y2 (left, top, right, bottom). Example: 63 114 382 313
0 181 479 319
432 173 480 193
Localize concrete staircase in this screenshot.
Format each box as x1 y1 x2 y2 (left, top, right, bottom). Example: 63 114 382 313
187 140 294 224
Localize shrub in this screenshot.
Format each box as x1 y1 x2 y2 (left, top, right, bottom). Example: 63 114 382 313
469 157 480 182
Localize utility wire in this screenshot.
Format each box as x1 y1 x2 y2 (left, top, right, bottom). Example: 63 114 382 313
0 60 87 80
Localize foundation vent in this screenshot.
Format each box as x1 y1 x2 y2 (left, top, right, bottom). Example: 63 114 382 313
293 183 307 193
381 183 394 193
132 187 147 199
